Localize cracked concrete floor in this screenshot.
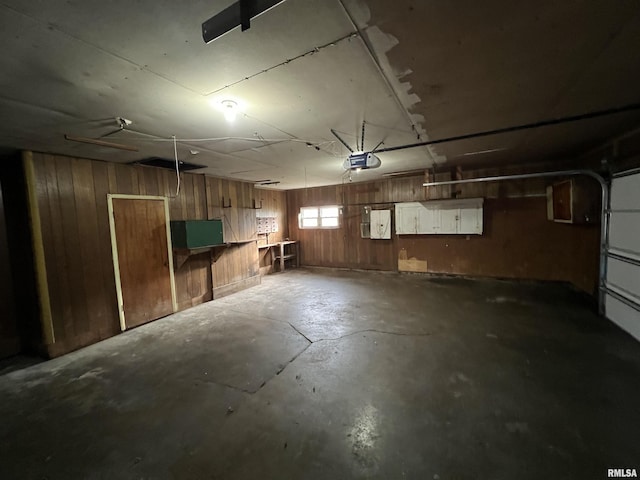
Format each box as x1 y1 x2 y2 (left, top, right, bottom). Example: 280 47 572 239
1 268 640 479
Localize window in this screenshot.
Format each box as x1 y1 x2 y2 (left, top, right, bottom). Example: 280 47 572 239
299 206 341 229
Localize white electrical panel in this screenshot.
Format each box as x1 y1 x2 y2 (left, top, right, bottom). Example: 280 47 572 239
370 209 391 239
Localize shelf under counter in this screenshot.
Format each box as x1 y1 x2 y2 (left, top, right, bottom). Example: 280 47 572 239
257 240 299 274
173 239 258 268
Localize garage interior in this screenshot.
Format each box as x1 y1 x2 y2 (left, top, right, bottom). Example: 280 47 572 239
1 1 640 478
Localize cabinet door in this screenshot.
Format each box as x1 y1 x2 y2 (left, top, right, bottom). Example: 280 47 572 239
396 205 419 234
418 205 438 233
552 180 573 222
459 205 483 234
439 207 459 234
396 199 483 235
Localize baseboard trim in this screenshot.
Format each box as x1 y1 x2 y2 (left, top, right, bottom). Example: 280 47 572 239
212 275 261 299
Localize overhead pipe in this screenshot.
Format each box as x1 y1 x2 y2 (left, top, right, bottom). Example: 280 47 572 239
422 170 609 315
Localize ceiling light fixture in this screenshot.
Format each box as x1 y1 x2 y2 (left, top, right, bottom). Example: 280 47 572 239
221 100 238 123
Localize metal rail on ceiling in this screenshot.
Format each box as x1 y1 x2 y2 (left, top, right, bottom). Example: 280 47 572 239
375 103 640 154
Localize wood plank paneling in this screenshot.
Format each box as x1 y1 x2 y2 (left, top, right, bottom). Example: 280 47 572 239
256 188 288 244
288 167 600 294
54 155 87 341
27 152 278 357
395 197 599 293
71 158 103 340
167 169 211 311
205 177 259 291
91 161 119 340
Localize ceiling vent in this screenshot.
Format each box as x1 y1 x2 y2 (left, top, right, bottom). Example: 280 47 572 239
132 157 206 171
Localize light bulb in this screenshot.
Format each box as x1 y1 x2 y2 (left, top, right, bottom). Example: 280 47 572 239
224 109 236 123
221 100 238 123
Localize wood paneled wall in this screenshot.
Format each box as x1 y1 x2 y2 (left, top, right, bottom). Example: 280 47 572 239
256 188 289 244
0 179 20 358
287 167 600 294
24 151 284 357
253 188 288 273
205 176 261 296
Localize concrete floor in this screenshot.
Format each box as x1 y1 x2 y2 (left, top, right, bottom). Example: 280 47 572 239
1 268 639 479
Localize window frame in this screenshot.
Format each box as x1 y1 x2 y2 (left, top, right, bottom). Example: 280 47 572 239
298 205 342 229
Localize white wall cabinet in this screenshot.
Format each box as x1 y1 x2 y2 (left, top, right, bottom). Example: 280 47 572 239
395 198 483 235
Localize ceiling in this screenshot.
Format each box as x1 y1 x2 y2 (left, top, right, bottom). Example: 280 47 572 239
1 0 639 189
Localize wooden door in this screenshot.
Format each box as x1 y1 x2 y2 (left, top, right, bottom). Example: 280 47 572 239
110 197 175 329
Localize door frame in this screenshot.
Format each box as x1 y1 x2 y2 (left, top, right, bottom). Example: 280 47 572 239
107 194 178 331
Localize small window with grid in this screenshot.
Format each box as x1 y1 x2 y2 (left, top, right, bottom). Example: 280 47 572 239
298 206 341 229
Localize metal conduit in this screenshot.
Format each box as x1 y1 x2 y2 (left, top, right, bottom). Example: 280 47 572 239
422 170 609 315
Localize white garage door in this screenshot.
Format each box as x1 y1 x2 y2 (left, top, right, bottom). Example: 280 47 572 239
606 168 640 341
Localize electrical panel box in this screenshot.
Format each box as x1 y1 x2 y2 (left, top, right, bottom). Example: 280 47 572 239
170 219 224 249
257 217 278 234
370 209 392 239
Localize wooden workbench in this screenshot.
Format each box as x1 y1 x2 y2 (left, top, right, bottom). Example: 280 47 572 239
258 240 299 274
